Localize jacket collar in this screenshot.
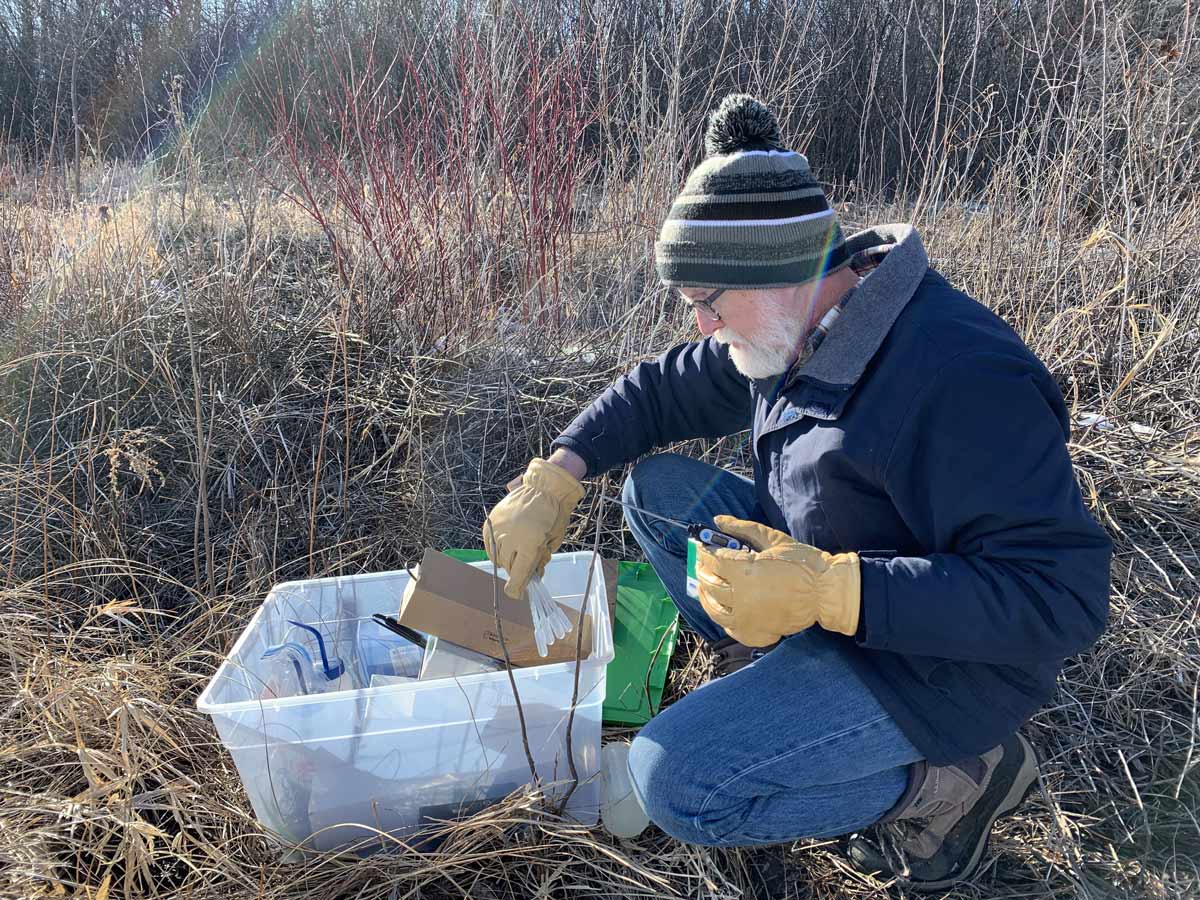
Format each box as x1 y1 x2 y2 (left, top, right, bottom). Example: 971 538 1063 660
752 224 929 431
788 223 929 392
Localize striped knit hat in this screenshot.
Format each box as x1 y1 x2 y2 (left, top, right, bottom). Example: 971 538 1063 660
654 94 850 289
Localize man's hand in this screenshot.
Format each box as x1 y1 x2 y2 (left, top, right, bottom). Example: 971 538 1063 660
484 457 585 599
695 515 862 647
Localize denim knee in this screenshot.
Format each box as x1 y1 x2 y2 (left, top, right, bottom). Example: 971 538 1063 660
622 453 690 543
629 733 697 843
628 716 728 845
622 453 687 506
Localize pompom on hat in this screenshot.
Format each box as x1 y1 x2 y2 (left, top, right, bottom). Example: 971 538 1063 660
655 94 850 289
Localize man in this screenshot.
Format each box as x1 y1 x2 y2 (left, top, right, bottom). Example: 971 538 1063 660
482 94 1111 890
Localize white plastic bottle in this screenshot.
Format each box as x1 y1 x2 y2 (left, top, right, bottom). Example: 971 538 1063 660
599 740 650 838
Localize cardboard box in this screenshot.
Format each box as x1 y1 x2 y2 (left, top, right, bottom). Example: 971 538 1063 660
398 550 592 667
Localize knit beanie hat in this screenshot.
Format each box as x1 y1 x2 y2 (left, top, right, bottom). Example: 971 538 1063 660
654 94 850 289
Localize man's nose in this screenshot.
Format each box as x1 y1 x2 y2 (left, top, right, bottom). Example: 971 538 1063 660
695 309 722 336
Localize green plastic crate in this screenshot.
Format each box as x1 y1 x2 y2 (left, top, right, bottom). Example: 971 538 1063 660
602 561 679 726
442 550 678 727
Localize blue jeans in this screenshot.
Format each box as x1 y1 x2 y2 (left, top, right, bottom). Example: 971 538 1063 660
621 453 924 847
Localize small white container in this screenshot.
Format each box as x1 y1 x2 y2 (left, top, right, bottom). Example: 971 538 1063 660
197 552 612 854
599 740 650 838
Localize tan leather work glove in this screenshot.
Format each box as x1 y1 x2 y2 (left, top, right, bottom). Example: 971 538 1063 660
483 458 585 599
695 515 862 647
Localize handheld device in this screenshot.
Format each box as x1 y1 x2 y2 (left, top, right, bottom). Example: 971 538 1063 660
612 499 756 600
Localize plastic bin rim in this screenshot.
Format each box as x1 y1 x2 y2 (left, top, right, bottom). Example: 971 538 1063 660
195 551 613 715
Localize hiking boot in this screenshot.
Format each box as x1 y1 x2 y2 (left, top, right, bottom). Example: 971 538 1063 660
709 636 775 678
846 732 1039 892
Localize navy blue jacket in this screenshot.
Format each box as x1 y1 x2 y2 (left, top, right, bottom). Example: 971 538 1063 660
554 224 1112 765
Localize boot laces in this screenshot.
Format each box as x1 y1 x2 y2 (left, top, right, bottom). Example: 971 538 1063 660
877 820 918 878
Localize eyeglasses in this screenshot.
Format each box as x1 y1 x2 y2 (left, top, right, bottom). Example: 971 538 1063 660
677 286 727 321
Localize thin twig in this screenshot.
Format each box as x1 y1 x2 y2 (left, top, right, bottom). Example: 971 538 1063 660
483 518 539 786
556 492 604 815
643 609 675 721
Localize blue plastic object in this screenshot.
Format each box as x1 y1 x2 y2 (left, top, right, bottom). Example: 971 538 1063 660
286 620 345 680
260 641 314 694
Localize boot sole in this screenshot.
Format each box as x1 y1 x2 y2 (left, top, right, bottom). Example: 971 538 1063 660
905 733 1040 893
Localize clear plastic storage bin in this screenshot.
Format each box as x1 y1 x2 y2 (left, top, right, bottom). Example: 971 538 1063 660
196 552 612 853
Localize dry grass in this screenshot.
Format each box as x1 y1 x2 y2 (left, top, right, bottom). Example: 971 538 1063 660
2 1 1199 896
0 178 1195 900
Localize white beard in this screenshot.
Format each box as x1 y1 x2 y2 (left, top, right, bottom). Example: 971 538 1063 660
713 305 807 379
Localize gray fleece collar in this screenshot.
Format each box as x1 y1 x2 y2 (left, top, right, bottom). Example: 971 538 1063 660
793 223 929 389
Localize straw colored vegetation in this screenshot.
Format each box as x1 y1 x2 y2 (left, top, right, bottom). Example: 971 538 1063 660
1 0 1198 897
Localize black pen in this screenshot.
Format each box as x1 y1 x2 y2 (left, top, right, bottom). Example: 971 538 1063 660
371 614 428 649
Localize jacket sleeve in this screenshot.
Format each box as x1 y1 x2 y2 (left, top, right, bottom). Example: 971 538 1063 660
856 350 1112 665
551 337 752 477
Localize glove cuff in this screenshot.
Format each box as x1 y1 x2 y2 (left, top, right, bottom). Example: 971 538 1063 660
819 552 862 636
524 457 585 507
